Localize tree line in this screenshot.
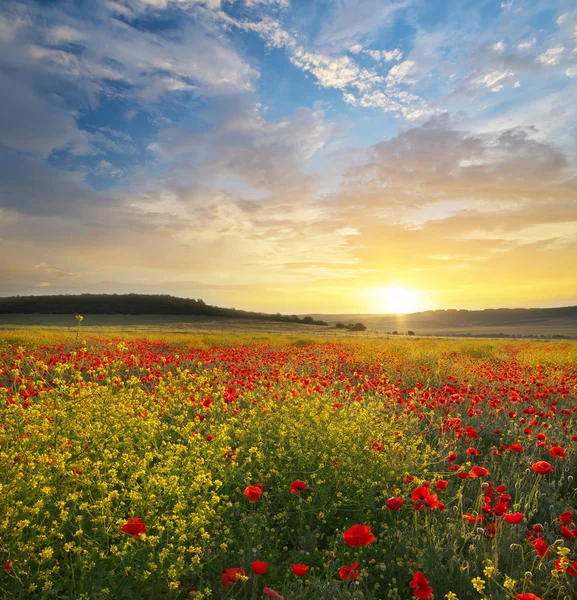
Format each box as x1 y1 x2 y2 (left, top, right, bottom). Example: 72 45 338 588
0 294 330 327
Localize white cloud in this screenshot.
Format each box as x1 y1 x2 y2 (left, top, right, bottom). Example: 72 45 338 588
517 37 535 50
474 69 516 92
386 60 416 85
538 46 565 66
45 26 85 45
363 48 403 62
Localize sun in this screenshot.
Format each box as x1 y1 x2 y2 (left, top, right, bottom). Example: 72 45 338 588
375 287 425 314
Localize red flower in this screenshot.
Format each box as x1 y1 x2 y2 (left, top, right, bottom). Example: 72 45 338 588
291 564 308 577
3 560 12 575
435 480 448 490
409 571 433 600
509 443 524 453
120 517 146 537
531 538 550 558
469 466 490 478
290 480 308 494
252 561 268 575
447 452 457 462
560 511 573 525
532 461 554 475
560 526 576 539
516 594 543 600
343 524 375 547
503 512 524 524
263 588 285 599
457 471 470 480
550 445 567 458
386 497 404 511
222 567 245 589
555 559 577 576
463 513 483 525
411 485 439 510
338 561 360 581
466 447 479 456
244 485 263 502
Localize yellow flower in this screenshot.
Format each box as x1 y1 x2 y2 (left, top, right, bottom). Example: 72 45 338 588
471 577 485 593
445 593 458 600
503 576 516 590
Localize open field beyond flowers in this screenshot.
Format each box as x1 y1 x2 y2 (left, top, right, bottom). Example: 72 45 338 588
1 332 576 600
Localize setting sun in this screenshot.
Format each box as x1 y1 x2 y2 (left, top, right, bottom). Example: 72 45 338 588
374 287 426 315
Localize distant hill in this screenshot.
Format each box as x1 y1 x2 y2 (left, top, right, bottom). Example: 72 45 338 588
304 306 577 338
0 294 329 327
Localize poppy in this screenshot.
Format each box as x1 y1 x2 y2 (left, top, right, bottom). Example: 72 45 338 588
532 461 554 475
550 446 567 458
509 443 524 453
3 560 12 575
469 466 490 478
560 511 573 525
411 485 439 510
290 480 308 494
466 447 479 456
503 512 524 524
121 517 146 537
435 480 448 490
531 538 550 557
291 564 308 577
385 497 404 511
244 485 263 502
555 558 577 576
263 588 284 599
222 567 245 589
560 526 576 539
409 571 433 600
516 595 543 600
252 561 268 575
343 524 375 547
338 561 360 581
463 513 483 525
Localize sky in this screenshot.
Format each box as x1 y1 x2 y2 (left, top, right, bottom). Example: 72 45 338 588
0 0 576 314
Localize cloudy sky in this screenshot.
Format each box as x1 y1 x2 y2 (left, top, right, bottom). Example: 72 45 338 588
1 0 576 313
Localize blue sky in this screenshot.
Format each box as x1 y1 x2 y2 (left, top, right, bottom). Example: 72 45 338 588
0 0 576 312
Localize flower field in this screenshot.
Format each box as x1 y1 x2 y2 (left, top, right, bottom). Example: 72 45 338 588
1 333 576 600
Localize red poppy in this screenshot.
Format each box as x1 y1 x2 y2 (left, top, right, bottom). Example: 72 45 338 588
531 538 550 557
385 497 404 511
532 461 554 475
244 485 263 502
435 480 448 490
516 594 543 600
560 511 573 525
447 452 457 462
555 558 577 576
411 485 439 510
3 560 12 575
343 524 375 547
463 513 483 524
263 588 284 599
457 471 470 480
469 466 490 478
338 561 360 581
222 567 245 589
252 561 268 575
409 571 433 600
560 526 576 539
290 480 308 494
291 564 308 577
466 447 479 456
503 512 524 524
120 517 146 537
509 443 524 453
550 445 567 458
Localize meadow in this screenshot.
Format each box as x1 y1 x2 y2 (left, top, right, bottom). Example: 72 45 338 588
0 330 576 600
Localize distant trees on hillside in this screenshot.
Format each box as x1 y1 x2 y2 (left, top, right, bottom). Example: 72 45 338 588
335 322 367 332
0 294 329 327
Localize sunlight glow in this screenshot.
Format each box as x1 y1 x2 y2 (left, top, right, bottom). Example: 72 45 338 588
373 287 426 314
